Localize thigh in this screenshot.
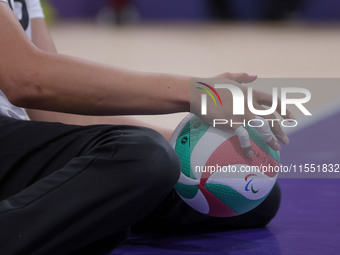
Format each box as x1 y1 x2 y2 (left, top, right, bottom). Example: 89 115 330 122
0 115 122 199
0 117 181 254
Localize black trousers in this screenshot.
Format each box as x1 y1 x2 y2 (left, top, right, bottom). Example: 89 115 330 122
0 116 281 255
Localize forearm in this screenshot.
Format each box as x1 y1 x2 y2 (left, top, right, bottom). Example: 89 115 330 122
22 51 190 115
0 5 190 117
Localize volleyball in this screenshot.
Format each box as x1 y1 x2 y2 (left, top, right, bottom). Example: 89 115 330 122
170 114 280 217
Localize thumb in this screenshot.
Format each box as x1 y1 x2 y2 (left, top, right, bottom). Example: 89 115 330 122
216 72 257 83
233 73 258 83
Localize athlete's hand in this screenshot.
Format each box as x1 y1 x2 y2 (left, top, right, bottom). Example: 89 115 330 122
192 73 292 159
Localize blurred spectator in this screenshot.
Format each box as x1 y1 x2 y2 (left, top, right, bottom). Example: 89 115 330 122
49 0 340 22
264 0 301 20
97 0 139 24
208 0 301 20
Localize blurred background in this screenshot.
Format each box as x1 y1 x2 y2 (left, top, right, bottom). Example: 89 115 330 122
38 4 340 254
44 0 340 23
42 0 340 128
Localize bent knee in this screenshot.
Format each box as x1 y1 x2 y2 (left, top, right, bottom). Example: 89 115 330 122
85 126 181 191
134 127 181 190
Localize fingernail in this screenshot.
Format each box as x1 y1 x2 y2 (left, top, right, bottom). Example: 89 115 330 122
274 142 281 151
282 136 290 144
247 73 257 77
247 150 255 158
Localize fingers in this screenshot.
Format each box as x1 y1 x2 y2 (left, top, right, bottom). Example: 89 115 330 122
256 91 296 120
253 116 281 151
233 73 258 84
216 72 257 84
268 115 290 145
210 72 293 156
233 115 288 159
234 125 254 159
276 98 295 120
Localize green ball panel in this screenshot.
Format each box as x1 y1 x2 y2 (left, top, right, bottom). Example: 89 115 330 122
175 182 199 200
175 115 210 179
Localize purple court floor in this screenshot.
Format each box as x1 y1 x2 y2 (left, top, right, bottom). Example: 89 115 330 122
112 110 340 255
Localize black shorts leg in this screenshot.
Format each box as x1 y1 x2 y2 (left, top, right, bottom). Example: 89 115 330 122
0 116 180 255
